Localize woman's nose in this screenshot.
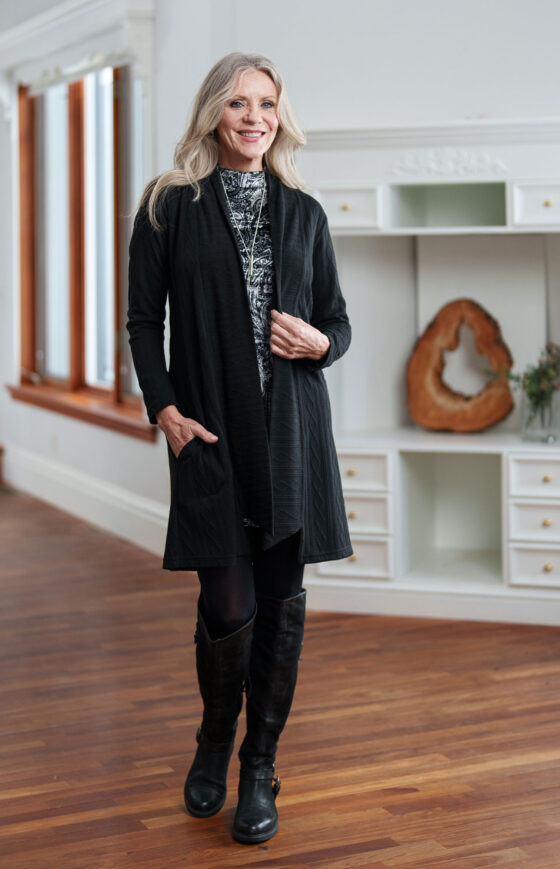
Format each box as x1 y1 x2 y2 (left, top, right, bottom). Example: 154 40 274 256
243 103 261 123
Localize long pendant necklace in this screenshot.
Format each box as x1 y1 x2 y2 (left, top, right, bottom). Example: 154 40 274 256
220 172 266 283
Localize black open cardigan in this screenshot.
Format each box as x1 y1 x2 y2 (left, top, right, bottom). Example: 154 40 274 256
127 166 353 569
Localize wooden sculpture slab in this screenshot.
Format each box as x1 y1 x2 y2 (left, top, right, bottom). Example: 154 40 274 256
406 298 514 432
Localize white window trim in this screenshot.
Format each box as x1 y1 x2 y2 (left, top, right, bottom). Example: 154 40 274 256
0 0 154 167
0 0 154 384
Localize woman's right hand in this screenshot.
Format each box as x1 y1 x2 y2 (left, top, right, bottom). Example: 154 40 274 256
155 405 218 459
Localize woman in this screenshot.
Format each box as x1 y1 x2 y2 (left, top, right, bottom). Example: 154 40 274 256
127 52 352 845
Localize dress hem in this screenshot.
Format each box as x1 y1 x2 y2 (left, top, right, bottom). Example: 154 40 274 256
162 542 353 571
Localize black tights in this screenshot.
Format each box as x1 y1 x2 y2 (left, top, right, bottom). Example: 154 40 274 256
197 527 305 640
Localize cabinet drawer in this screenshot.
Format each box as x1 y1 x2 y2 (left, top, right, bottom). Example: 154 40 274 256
338 451 389 491
317 187 380 230
508 543 560 588
512 182 560 226
345 494 392 535
509 500 560 543
509 455 560 498
317 537 393 579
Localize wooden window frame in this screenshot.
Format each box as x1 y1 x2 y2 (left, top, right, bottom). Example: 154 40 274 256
7 70 156 443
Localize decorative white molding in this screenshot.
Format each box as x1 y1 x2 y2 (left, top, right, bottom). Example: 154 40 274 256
304 118 560 150
391 148 508 177
4 446 168 558
0 0 154 74
27 49 132 95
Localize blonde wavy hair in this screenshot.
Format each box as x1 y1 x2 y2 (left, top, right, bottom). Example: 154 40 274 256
138 52 307 229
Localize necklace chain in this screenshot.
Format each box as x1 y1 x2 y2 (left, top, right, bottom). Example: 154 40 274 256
220 172 266 280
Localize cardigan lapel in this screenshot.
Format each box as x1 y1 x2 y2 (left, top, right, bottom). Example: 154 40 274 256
265 168 285 312
208 166 247 283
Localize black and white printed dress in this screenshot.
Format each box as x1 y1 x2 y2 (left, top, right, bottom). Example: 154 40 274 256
219 166 275 529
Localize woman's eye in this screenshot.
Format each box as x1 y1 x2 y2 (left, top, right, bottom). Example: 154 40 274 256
262 101 275 109
230 100 243 108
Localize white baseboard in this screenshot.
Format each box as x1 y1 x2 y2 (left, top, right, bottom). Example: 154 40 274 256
304 571 560 625
4 445 168 558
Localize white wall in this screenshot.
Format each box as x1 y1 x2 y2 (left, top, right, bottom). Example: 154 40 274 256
1 0 559 555
155 0 560 165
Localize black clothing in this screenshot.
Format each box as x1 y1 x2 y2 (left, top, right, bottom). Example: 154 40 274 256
184 605 255 818
127 165 352 569
197 528 305 639
218 166 274 529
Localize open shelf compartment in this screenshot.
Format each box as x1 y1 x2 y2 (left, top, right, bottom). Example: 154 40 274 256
397 450 503 587
384 182 507 229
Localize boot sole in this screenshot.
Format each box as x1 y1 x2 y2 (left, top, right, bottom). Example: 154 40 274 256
232 820 279 844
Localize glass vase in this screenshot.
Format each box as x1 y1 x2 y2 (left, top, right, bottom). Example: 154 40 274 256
521 389 560 444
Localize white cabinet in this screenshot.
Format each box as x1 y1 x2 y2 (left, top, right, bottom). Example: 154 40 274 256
315 187 380 232
508 455 560 498
300 120 560 625
318 449 394 580
337 451 390 491
310 438 560 623
512 182 560 227
506 454 560 589
317 536 393 580
508 544 560 588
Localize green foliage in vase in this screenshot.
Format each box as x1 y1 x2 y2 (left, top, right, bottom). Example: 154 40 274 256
489 341 560 412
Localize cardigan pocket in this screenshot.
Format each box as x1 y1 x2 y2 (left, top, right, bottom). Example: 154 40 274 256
175 439 227 505
176 435 203 463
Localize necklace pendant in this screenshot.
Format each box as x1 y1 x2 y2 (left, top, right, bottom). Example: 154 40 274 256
249 254 254 277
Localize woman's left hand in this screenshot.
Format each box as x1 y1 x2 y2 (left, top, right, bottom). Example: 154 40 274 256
270 309 330 361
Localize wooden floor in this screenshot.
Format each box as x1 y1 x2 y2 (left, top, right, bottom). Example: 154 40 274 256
2 486 560 868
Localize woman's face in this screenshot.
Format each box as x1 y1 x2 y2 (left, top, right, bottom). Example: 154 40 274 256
216 69 279 171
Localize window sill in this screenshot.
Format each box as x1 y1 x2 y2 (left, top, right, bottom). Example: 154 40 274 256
6 383 158 443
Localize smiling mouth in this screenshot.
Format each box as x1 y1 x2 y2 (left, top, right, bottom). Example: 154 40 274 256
237 131 266 139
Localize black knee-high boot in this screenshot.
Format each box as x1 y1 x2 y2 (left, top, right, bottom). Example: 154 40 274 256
232 589 306 844
184 605 256 818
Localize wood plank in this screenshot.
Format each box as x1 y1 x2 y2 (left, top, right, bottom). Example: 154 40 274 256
1 485 560 867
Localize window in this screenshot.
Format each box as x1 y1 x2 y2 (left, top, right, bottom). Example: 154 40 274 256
9 63 154 442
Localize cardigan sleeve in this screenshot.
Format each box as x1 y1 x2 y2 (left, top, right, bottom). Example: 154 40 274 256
126 198 178 425
304 207 351 371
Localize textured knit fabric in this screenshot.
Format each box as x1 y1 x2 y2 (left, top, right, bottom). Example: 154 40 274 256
127 166 353 569
218 166 273 529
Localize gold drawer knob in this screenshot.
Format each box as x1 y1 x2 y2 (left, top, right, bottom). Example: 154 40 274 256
542 518 552 527
543 562 554 573
340 203 351 211
346 467 357 477
543 474 553 483
347 510 357 519
349 553 358 562
543 199 554 207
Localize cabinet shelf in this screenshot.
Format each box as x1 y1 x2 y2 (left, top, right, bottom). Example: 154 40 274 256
385 182 507 229
335 427 560 454
401 547 502 588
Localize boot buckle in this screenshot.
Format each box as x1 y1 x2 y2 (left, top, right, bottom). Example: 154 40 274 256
272 774 281 797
